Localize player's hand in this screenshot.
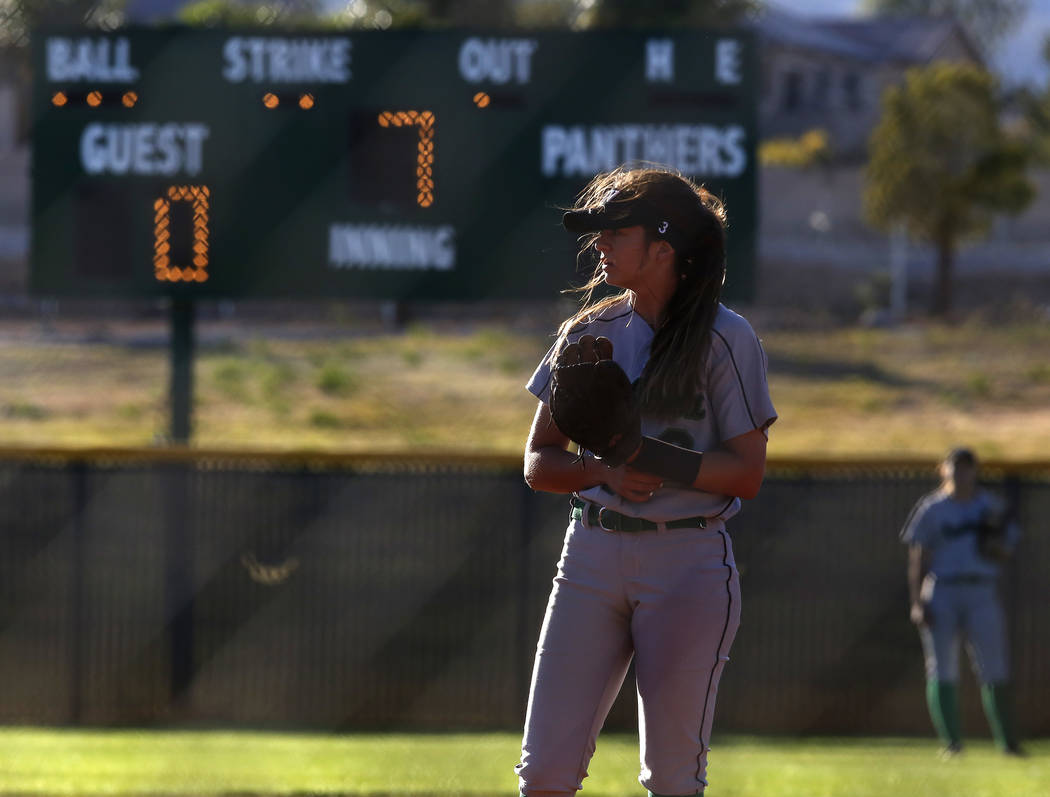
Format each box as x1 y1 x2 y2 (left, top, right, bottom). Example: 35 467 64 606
909 601 929 627
602 462 663 503
980 537 1011 562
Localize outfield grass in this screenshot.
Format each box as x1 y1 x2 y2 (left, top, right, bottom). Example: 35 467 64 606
0 729 1046 797
2 316 1050 458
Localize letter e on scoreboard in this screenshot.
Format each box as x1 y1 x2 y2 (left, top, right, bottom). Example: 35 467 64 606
715 39 741 85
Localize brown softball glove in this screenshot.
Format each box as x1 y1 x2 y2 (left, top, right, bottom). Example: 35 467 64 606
977 509 1009 561
549 335 642 467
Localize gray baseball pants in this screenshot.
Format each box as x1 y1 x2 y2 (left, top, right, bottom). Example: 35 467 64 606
516 514 741 796
921 579 1010 683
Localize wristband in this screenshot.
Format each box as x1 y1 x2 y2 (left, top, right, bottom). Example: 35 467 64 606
629 436 704 484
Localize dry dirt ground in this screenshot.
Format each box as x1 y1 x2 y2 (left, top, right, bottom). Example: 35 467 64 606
1 309 1049 462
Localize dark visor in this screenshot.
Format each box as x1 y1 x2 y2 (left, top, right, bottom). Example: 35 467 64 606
562 195 689 253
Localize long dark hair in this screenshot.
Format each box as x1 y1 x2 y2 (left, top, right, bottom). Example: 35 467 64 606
554 166 728 418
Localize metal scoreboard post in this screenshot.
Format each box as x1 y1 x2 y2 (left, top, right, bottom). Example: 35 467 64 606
30 26 758 303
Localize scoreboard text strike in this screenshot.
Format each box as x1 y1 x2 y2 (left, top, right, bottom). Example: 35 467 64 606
31 27 757 301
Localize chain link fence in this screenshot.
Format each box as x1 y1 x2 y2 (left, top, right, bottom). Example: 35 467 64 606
1 450 1047 737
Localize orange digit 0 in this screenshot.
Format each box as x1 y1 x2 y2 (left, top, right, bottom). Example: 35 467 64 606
154 185 210 283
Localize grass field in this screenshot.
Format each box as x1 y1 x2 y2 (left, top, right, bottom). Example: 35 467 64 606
2 314 1050 459
1 729 1046 797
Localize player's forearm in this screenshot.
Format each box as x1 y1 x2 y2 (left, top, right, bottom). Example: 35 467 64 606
690 447 766 500
907 572 922 605
524 446 606 494
907 547 926 604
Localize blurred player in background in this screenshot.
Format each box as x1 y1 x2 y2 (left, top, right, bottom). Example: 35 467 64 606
900 447 1024 757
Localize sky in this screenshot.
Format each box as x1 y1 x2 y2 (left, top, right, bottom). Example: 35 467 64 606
769 0 1050 88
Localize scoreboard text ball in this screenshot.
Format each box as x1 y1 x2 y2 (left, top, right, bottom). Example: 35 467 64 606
30 27 757 301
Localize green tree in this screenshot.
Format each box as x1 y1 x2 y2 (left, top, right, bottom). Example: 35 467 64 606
1 0 128 141
177 0 330 27
1003 34 1050 166
423 0 514 27
324 0 515 29
865 62 1034 316
175 0 340 28
515 0 581 28
177 0 517 29
863 0 1027 55
1024 33 1050 163
586 0 760 27
1 0 126 48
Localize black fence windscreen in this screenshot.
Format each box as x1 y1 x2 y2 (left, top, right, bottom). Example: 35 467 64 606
1 452 1047 736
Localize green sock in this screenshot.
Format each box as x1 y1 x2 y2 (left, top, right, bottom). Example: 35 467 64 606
926 680 962 747
980 682 1019 751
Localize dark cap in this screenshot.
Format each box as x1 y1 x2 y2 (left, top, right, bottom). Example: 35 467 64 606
946 447 977 466
562 189 691 253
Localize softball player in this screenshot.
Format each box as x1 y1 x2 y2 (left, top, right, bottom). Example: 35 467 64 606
516 166 777 797
900 447 1024 757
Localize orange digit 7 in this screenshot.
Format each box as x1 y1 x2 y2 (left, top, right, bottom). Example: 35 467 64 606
377 110 435 208
154 185 210 283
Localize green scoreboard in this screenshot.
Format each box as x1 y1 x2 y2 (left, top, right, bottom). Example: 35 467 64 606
30 27 757 301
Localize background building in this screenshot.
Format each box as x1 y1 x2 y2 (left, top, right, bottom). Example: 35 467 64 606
756 8 982 158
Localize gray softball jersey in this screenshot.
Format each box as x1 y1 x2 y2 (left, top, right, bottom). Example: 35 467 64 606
527 300 778 522
900 489 1021 578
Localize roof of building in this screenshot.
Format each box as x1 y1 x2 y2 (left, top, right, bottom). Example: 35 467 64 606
755 7 983 66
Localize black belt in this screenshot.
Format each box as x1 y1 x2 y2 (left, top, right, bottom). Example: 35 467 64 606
939 574 996 585
570 496 707 533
